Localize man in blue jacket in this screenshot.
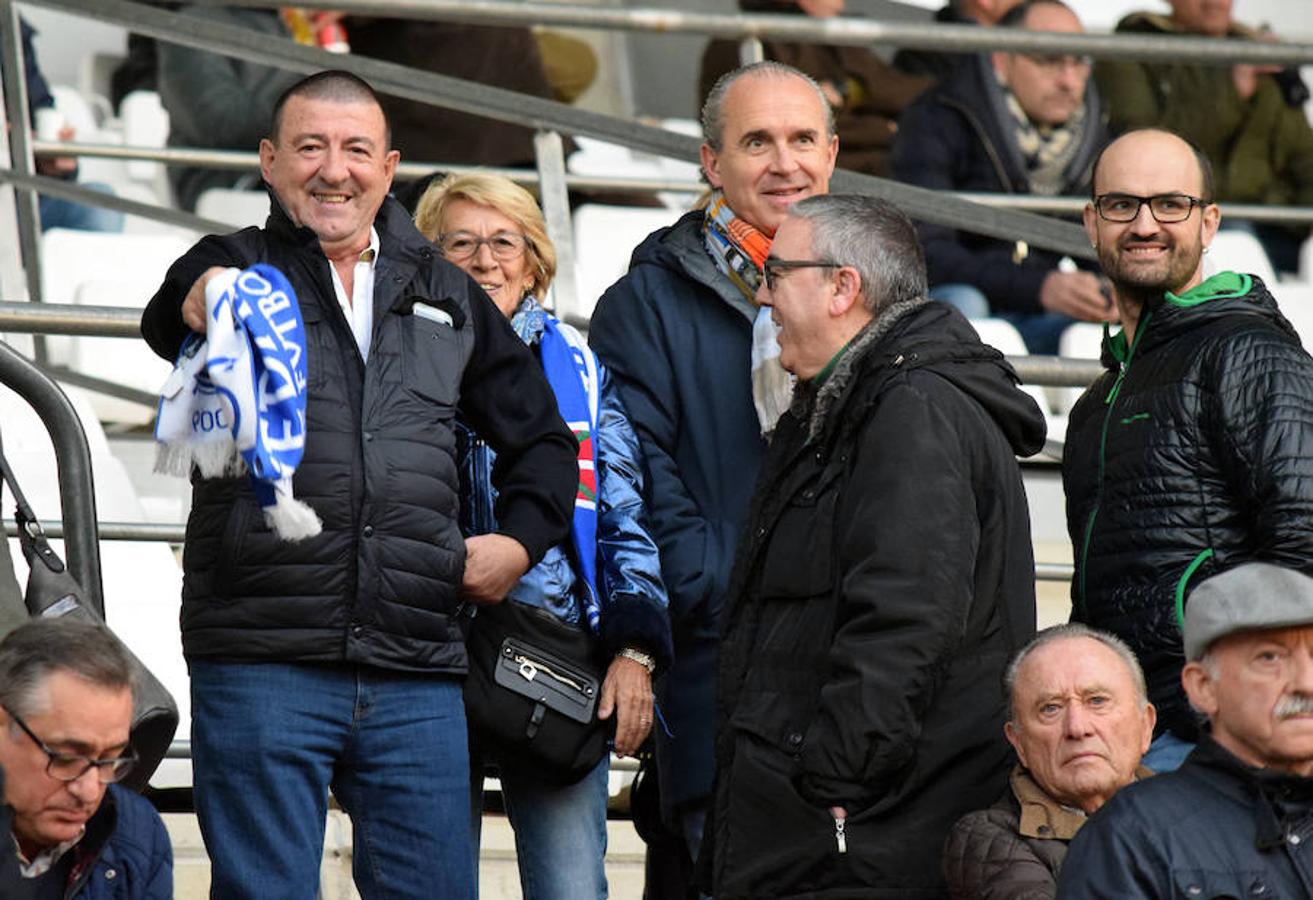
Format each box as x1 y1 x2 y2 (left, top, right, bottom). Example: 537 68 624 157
0 619 171 899
589 60 837 893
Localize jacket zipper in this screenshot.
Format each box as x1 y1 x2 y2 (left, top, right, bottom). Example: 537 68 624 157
833 813 847 854
1077 310 1153 609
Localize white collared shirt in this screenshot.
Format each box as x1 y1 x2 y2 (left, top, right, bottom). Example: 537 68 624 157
327 226 380 361
14 828 83 878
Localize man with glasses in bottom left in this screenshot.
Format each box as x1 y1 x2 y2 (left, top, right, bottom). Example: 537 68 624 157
0 619 171 898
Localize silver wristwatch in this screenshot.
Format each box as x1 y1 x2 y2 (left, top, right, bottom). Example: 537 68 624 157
618 646 656 674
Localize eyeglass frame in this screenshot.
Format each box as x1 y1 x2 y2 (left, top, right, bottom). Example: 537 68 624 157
436 230 528 262
1092 192 1213 224
3 705 137 784
762 258 843 291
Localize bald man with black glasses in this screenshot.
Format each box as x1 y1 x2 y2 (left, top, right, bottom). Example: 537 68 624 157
1064 127 1313 775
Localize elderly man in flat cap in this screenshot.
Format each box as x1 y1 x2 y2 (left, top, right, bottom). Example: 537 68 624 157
1058 563 1313 898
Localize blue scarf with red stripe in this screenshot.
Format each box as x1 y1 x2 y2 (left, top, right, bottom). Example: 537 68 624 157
516 298 602 631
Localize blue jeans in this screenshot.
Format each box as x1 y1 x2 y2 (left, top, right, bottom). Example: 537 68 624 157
1141 730 1195 773
471 750 610 899
39 182 124 233
190 660 474 900
929 283 1074 355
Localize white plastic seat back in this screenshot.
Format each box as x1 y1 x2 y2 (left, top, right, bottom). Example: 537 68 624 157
571 204 677 321
1205 230 1278 286
195 188 269 230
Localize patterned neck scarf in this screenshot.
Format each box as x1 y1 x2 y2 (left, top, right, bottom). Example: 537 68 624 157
1001 83 1086 197
703 191 772 303
702 191 794 436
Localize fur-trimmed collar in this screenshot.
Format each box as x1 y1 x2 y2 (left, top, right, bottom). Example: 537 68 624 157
795 296 930 442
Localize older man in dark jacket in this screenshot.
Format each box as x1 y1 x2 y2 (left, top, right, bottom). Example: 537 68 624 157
1065 128 1313 774
141 71 576 898
709 195 1043 899
943 624 1156 900
890 0 1114 355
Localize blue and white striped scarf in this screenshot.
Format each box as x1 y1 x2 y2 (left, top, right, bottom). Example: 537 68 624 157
154 264 321 541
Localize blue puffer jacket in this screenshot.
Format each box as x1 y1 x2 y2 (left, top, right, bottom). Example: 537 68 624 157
459 298 673 670
66 786 172 899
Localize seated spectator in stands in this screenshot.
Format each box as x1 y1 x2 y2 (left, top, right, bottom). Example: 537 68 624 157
11 18 123 233
943 624 1155 900
156 5 302 211
1095 0 1313 275
894 0 1026 80
1059 563 1313 899
0 619 171 898
699 0 932 177
891 0 1114 355
347 18 581 178
414 171 671 900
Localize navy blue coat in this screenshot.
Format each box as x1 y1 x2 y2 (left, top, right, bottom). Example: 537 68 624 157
1059 737 1313 899
66 786 172 900
589 211 766 816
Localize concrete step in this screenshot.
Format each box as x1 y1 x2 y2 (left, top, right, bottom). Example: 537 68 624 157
166 810 648 899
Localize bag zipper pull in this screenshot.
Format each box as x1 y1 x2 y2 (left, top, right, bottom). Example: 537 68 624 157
834 814 847 854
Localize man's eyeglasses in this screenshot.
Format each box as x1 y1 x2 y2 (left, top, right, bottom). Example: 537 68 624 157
1021 52 1093 73
4 707 136 784
1093 193 1212 224
762 259 842 291
437 231 528 262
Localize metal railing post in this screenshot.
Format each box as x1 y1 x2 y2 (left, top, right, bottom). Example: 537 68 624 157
739 37 765 66
0 340 104 616
0 2 45 364
534 130 581 321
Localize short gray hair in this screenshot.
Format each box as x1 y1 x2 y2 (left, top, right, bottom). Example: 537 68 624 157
786 194 928 314
700 61 835 153
0 619 134 720
1004 623 1148 721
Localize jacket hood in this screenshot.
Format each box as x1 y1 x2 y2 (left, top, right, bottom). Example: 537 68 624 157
1102 271 1297 368
815 301 1047 456
628 209 757 322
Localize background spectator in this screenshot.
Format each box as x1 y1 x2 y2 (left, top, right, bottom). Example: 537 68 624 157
699 0 931 177
1095 0 1313 274
891 0 1114 355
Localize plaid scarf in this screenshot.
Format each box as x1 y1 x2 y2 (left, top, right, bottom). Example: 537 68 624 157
702 191 794 436
1001 84 1086 197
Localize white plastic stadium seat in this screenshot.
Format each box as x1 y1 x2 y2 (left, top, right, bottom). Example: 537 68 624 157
1055 322 1105 416
1271 283 1313 353
195 188 269 230
969 317 1062 448
39 229 192 423
1205 230 1278 286
571 204 678 321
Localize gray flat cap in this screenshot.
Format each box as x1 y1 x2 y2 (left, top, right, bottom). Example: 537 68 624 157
1183 563 1313 660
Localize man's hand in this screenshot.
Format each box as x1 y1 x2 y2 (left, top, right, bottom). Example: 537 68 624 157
34 125 77 177
461 534 530 605
1039 271 1118 323
181 267 232 334
599 653 654 757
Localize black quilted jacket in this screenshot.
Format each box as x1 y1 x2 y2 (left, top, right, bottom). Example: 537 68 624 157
1063 271 1313 738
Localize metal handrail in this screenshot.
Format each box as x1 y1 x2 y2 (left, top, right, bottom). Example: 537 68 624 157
193 0 1313 66
20 0 1097 263
0 341 104 614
